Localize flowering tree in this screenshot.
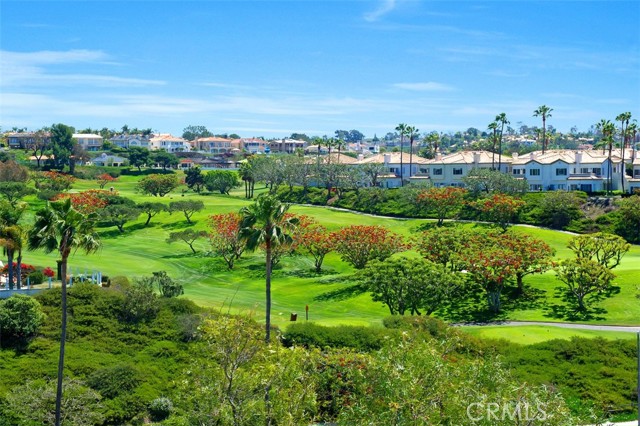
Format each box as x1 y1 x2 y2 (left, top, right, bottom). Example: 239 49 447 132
96 173 117 189
295 215 335 272
416 187 468 225
209 212 246 269
332 225 407 269
52 190 109 214
136 174 180 197
473 193 525 232
35 171 75 193
498 231 555 294
413 225 474 271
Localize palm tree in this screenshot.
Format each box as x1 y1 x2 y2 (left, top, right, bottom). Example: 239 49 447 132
628 121 638 163
488 121 498 170
596 119 616 194
0 225 21 289
395 123 408 186
533 105 553 154
27 198 101 426
406 126 419 179
495 113 509 172
239 194 298 342
238 159 255 199
335 138 346 164
616 112 632 192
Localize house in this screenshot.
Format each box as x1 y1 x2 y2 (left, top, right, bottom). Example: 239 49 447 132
355 152 431 188
269 138 307 154
192 137 242 154
149 134 191 153
241 138 269 154
109 134 150 149
419 151 507 187
628 151 640 194
73 133 103 151
91 153 127 167
6 131 51 149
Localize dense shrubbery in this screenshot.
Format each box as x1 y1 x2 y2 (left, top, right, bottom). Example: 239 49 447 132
282 322 390 351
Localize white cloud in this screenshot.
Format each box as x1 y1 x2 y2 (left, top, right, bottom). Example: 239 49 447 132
392 82 455 92
364 0 396 22
1 49 109 65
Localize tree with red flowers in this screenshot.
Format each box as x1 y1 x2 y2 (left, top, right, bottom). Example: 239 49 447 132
209 212 246 269
473 193 525 232
52 190 109 214
413 225 474 271
295 215 335 272
416 186 467 225
498 231 555 294
332 225 406 269
35 171 75 193
96 173 118 189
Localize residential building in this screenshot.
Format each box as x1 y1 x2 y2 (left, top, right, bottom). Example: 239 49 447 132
6 131 51 149
109 134 150 149
149 134 191 152
91 153 127 167
73 133 103 151
418 151 507 187
269 138 307 154
355 152 431 188
241 138 269 154
628 151 640 194
192 137 242 154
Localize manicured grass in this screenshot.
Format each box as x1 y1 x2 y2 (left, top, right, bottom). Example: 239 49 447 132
21 175 640 331
461 325 637 345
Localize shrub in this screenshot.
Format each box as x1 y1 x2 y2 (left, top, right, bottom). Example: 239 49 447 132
120 281 159 323
149 397 174 421
87 364 141 398
0 294 46 340
283 322 388 351
28 270 45 285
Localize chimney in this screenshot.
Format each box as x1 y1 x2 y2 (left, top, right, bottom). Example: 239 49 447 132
512 152 519 160
529 152 536 160
435 152 442 161
357 154 364 161
575 151 582 166
383 153 391 164
473 152 481 165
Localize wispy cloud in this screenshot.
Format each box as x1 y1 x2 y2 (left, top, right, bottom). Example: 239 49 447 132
1 49 109 65
392 82 455 92
364 0 396 22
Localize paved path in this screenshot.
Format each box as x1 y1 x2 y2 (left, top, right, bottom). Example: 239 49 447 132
455 321 640 333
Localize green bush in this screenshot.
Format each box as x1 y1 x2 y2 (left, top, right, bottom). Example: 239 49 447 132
87 364 141 398
28 270 45 285
149 397 174 421
0 294 46 341
283 322 389 351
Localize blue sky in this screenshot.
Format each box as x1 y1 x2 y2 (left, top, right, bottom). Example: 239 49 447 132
1 0 639 139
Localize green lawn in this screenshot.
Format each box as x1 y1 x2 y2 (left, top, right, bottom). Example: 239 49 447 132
461 325 638 345
20 174 640 335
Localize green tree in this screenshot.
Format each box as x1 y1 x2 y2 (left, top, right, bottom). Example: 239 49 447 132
616 112 632 192
169 199 205 224
136 173 179 197
533 105 553 154
99 204 141 233
27 198 101 426
0 160 29 182
185 167 205 193
395 123 407 185
166 228 208 254
153 150 179 170
127 146 150 171
50 123 76 173
413 225 474 272
495 113 509 171
239 194 298 342
138 270 184 297
567 232 630 270
237 160 256 199
359 257 463 315
535 190 585 229
0 294 46 341
462 168 529 195
204 170 240 195
555 258 615 311
614 195 640 243
182 125 212 141
137 201 167 226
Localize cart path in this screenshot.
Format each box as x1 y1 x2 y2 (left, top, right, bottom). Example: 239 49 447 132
454 321 640 333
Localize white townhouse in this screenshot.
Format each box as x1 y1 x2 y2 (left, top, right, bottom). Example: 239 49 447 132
109 134 150 149
511 149 629 192
241 138 270 154
149 134 191 153
73 133 103 152
627 151 640 193
356 152 431 188
418 151 508 187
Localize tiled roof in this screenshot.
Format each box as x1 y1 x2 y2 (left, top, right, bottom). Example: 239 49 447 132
423 150 499 165
356 152 430 165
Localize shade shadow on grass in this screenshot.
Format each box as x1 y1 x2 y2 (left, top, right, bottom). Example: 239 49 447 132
282 268 339 279
313 283 367 302
160 221 195 230
542 286 611 321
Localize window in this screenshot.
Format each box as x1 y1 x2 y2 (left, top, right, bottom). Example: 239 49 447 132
635 170 640 177
556 168 567 176
433 168 443 176
580 168 590 174
453 168 463 175
530 184 543 191
513 169 523 175
592 168 601 175
529 169 540 176
557 184 566 190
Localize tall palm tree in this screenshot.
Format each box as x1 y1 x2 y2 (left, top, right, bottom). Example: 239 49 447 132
596 119 616 194
495 113 509 172
628 121 638 163
488 121 498 170
533 105 553 154
0 225 21 289
395 123 408 186
27 198 101 426
335 138 346 164
616 112 632 192
239 194 298 342
406 126 419 179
